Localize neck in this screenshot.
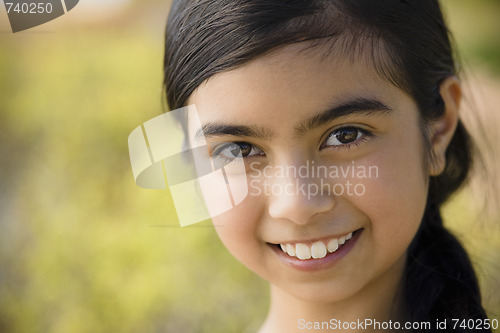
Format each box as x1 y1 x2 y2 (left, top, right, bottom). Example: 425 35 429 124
258 255 406 333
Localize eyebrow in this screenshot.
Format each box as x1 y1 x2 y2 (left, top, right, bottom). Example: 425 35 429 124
196 123 272 140
295 98 392 135
196 97 392 140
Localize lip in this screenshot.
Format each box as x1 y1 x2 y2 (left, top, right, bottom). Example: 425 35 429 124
268 228 363 272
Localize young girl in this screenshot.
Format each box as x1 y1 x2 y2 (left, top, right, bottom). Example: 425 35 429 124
159 0 492 331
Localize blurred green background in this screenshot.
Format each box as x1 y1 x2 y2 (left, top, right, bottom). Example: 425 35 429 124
0 0 499 332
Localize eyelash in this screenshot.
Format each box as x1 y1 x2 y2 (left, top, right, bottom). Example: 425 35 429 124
210 142 265 162
320 126 373 151
210 126 372 161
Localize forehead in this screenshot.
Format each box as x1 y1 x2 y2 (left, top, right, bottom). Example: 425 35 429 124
187 42 403 129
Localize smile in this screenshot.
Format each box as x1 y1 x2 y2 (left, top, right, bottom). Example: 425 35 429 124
279 232 353 260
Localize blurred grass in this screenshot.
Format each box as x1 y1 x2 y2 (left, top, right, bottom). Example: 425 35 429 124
442 0 500 74
0 1 499 332
0 23 267 333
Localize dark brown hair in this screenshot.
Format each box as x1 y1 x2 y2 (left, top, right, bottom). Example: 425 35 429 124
163 0 489 330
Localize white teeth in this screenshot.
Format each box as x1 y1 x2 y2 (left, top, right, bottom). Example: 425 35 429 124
285 244 296 257
278 232 355 260
280 244 286 252
295 243 312 260
327 238 339 253
311 241 327 259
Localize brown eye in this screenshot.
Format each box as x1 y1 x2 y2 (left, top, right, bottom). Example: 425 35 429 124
324 127 364 147
212 142 264 160
234 143 252 157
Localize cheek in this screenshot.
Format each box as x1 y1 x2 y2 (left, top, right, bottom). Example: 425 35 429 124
211 194 267 273
352 138 428 263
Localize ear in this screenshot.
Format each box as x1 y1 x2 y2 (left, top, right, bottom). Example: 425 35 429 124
428 76 461 176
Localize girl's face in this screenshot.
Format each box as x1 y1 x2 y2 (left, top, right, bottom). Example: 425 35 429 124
187 44 429 304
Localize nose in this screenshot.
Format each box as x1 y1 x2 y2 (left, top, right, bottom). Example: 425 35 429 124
266 162 336 225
